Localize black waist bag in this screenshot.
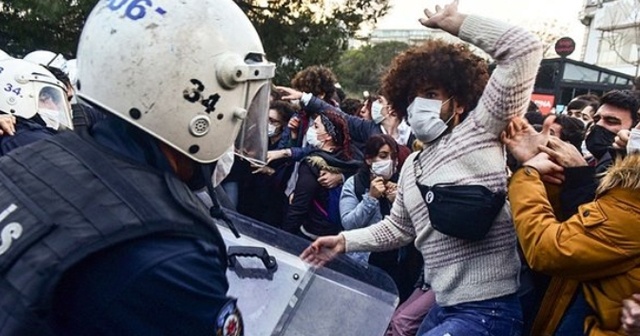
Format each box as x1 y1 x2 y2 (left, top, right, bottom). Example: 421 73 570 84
416 184 506 241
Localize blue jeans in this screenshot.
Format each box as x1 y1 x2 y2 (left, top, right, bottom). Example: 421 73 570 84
416 294 523 336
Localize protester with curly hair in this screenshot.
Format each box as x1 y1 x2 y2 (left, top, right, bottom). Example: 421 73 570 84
291 65 338 106
301 1 543 335
282 110 362 239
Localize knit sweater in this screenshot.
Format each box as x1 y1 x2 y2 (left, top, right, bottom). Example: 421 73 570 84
340 15 543 307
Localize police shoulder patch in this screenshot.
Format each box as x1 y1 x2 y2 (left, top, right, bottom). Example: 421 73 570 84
216 299 243 336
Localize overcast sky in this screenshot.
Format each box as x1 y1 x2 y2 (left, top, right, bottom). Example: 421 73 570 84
376 0 586 55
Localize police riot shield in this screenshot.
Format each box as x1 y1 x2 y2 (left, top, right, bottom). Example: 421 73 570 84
220 210 399 336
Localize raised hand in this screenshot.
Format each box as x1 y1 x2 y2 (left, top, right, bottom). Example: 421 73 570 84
501 116 553 164
538 137 588 168
419 0 466 36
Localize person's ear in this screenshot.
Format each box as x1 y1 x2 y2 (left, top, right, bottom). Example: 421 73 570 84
453 99 465 115
365 158 372 166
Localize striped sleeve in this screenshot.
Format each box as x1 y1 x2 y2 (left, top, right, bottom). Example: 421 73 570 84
341 152 417 252
459 15 543 137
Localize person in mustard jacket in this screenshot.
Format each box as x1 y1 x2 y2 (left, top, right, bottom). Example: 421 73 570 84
507 134 640 335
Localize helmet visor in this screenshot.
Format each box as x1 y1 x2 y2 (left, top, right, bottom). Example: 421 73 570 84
235 82 270 166
37 85 72 129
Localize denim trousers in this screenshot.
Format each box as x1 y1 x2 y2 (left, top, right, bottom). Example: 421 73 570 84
416 293 523 336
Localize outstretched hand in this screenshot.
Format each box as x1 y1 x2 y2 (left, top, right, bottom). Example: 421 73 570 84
275 86 303 101
300 234 346 267
419 0 466 36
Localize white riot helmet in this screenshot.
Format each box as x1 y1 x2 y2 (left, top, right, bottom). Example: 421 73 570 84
76 0 275 164
0 49 11 61
23 50 68 75
66 59 78 87
0 58 72 130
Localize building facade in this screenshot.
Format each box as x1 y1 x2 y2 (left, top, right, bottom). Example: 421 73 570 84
580 0 640 76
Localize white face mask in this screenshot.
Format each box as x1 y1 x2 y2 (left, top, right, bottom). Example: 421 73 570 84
371 101 385 124
306 125 321 148
407 97 453 143
371 159 394 180
267 123 278 138
38 108 61 130
627 129 640 154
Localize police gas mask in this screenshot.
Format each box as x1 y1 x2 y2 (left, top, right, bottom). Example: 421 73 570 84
0 58 71 130
585 125 617 160
407 97 454 143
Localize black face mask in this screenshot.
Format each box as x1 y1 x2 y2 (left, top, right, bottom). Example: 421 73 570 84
585 125 617 160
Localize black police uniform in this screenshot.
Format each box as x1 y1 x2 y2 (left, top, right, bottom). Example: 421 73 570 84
0 117 56 156
0 115 240 336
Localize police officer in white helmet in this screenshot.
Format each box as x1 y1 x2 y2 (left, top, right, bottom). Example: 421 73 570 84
0 0 273 335
0 58 72 154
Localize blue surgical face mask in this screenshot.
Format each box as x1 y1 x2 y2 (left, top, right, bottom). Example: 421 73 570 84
406 97 453 143
371 101 385 124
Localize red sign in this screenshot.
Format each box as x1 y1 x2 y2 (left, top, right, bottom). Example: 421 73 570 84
555 37 576 57
531 93 555 115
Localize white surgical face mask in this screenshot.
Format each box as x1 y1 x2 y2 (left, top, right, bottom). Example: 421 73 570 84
305 125 320 148
38 108 61 130
267 123 278 138
371 101 385 124
627 129 640 154
371 159 394 180
407 97 453 143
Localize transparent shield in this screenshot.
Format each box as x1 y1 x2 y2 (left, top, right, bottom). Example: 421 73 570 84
219 211 399 336
235 83 270 166
37 85 72 130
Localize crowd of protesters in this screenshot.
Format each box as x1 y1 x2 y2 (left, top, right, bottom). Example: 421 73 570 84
3 0 640 335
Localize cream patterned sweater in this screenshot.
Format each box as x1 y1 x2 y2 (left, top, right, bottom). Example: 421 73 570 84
341 15 543 307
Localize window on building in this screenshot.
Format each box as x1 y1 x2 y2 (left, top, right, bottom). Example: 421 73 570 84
598 28 640 67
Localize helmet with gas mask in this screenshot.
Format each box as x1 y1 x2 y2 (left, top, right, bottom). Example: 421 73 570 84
76 0 275 165
0 58 72 130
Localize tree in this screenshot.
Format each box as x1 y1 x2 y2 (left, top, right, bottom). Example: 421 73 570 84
527 19 570 58
334 41 409 96
0 0 96 58
1 0 390 84
234 0 390 84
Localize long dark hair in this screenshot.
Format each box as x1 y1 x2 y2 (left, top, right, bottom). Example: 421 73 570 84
363 134 398 165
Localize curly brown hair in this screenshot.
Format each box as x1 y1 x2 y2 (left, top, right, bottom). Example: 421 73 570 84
291 66 337 103
381 39 489 120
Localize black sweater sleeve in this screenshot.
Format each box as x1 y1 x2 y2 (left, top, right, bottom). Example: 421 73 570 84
282 162 320 233
559 166 598 221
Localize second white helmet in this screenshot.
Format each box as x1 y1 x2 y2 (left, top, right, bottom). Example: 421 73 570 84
0 58 72 130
